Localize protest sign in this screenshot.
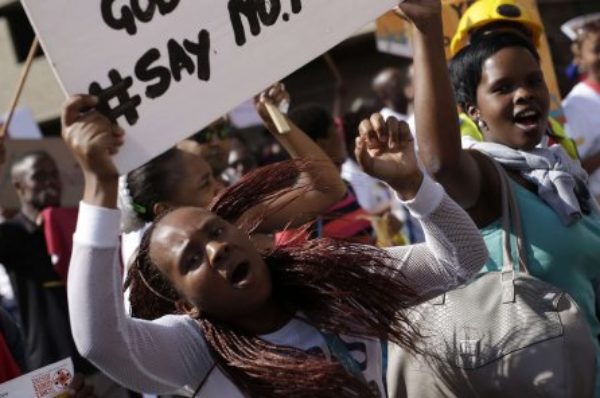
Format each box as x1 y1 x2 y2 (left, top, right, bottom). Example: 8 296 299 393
0 357 73 398
1 138 83 210
375 0 565 120
20 0 398 174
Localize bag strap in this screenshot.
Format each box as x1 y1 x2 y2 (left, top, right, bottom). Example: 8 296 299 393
489 158 529 303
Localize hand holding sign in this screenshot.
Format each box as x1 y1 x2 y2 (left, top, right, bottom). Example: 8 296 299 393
61 95 124 183
255 83 291 133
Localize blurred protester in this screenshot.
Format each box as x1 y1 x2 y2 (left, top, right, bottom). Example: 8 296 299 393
370 69 425 243
0 150 129 397
0 307 96 397
563 14 600 203
372 65 416 134
289 103 375 243
222 134 258 185
186 117 232 185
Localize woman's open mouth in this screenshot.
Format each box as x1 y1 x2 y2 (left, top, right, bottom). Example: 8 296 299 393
229 261 251 287
513 108 542 131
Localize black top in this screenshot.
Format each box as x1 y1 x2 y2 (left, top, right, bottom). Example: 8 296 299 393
0 306 27 372
0 213 95 373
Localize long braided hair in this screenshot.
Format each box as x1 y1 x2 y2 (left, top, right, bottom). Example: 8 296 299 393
125 160 421 397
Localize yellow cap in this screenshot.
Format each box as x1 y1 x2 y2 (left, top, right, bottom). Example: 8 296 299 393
450 0 543 57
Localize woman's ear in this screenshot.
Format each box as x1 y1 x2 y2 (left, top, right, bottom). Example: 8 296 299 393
175 299 201 319
466 105 480 121
153 201 172 218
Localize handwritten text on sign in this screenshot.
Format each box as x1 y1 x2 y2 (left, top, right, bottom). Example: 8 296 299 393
21 0 397 173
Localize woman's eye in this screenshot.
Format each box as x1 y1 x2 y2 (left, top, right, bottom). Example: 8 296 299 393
493 84 511 94
198 181 209 191
184 253 203 272
529 77 543 87
211 227 224 238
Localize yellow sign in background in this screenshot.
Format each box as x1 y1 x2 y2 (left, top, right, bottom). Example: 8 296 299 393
376 0 565 120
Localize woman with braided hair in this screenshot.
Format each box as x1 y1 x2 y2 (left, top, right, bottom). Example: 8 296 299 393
62 93 487 397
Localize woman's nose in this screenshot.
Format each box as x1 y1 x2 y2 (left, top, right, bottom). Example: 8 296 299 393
206 241 230 268
514 86 535 103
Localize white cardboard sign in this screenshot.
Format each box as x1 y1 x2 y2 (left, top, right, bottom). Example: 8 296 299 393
0 357 74 398
20 0 397 174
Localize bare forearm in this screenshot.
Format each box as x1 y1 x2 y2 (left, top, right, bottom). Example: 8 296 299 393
410 16 481 208
412 18 462 175
266 118 345 196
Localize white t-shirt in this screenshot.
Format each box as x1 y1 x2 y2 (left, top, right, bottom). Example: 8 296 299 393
563 81 600 197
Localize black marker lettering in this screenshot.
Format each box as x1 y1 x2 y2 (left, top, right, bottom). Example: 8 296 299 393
168 39 195 82
228 0 262 46
101 0 137 35
290 0 302 14
257 0 281 26
89 69 142 126
184 29 211 81
156 0 181 15
100 0 182 35
135 48 172 99
131 0 157 23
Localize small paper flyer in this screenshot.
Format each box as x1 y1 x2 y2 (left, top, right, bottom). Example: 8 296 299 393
0 357 73 398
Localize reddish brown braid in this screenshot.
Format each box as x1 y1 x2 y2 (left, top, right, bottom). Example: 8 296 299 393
127 160 422 397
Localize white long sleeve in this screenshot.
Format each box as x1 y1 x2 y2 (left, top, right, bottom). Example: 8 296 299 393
67 175 487 395
68 203 212 396
383 175 488 299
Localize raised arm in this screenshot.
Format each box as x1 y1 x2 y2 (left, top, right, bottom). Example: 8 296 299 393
245 83 346 232
356 113 487 300
398 1 484 211
62 96 212 395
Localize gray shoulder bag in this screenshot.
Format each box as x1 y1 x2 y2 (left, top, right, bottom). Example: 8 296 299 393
387 159 596 398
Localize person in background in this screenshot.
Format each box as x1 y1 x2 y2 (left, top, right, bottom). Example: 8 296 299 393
372 65 416 134
186 117 232 185
562 14 600 203
371 67 425 243
0 307 96 397
222 134 258 185
288 104 375 243
0 151 130 397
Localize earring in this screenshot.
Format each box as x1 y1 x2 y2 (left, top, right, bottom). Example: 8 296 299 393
476 118 488 132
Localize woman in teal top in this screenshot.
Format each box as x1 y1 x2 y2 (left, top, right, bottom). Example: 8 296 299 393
398 0 600 394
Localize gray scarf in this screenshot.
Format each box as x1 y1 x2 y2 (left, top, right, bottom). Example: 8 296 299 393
471 142 596 225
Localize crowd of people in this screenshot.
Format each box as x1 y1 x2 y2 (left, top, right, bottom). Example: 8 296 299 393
1 0 600 396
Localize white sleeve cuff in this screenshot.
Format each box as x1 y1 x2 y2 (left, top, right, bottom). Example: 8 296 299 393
394 174 445 218
73 201 121 248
